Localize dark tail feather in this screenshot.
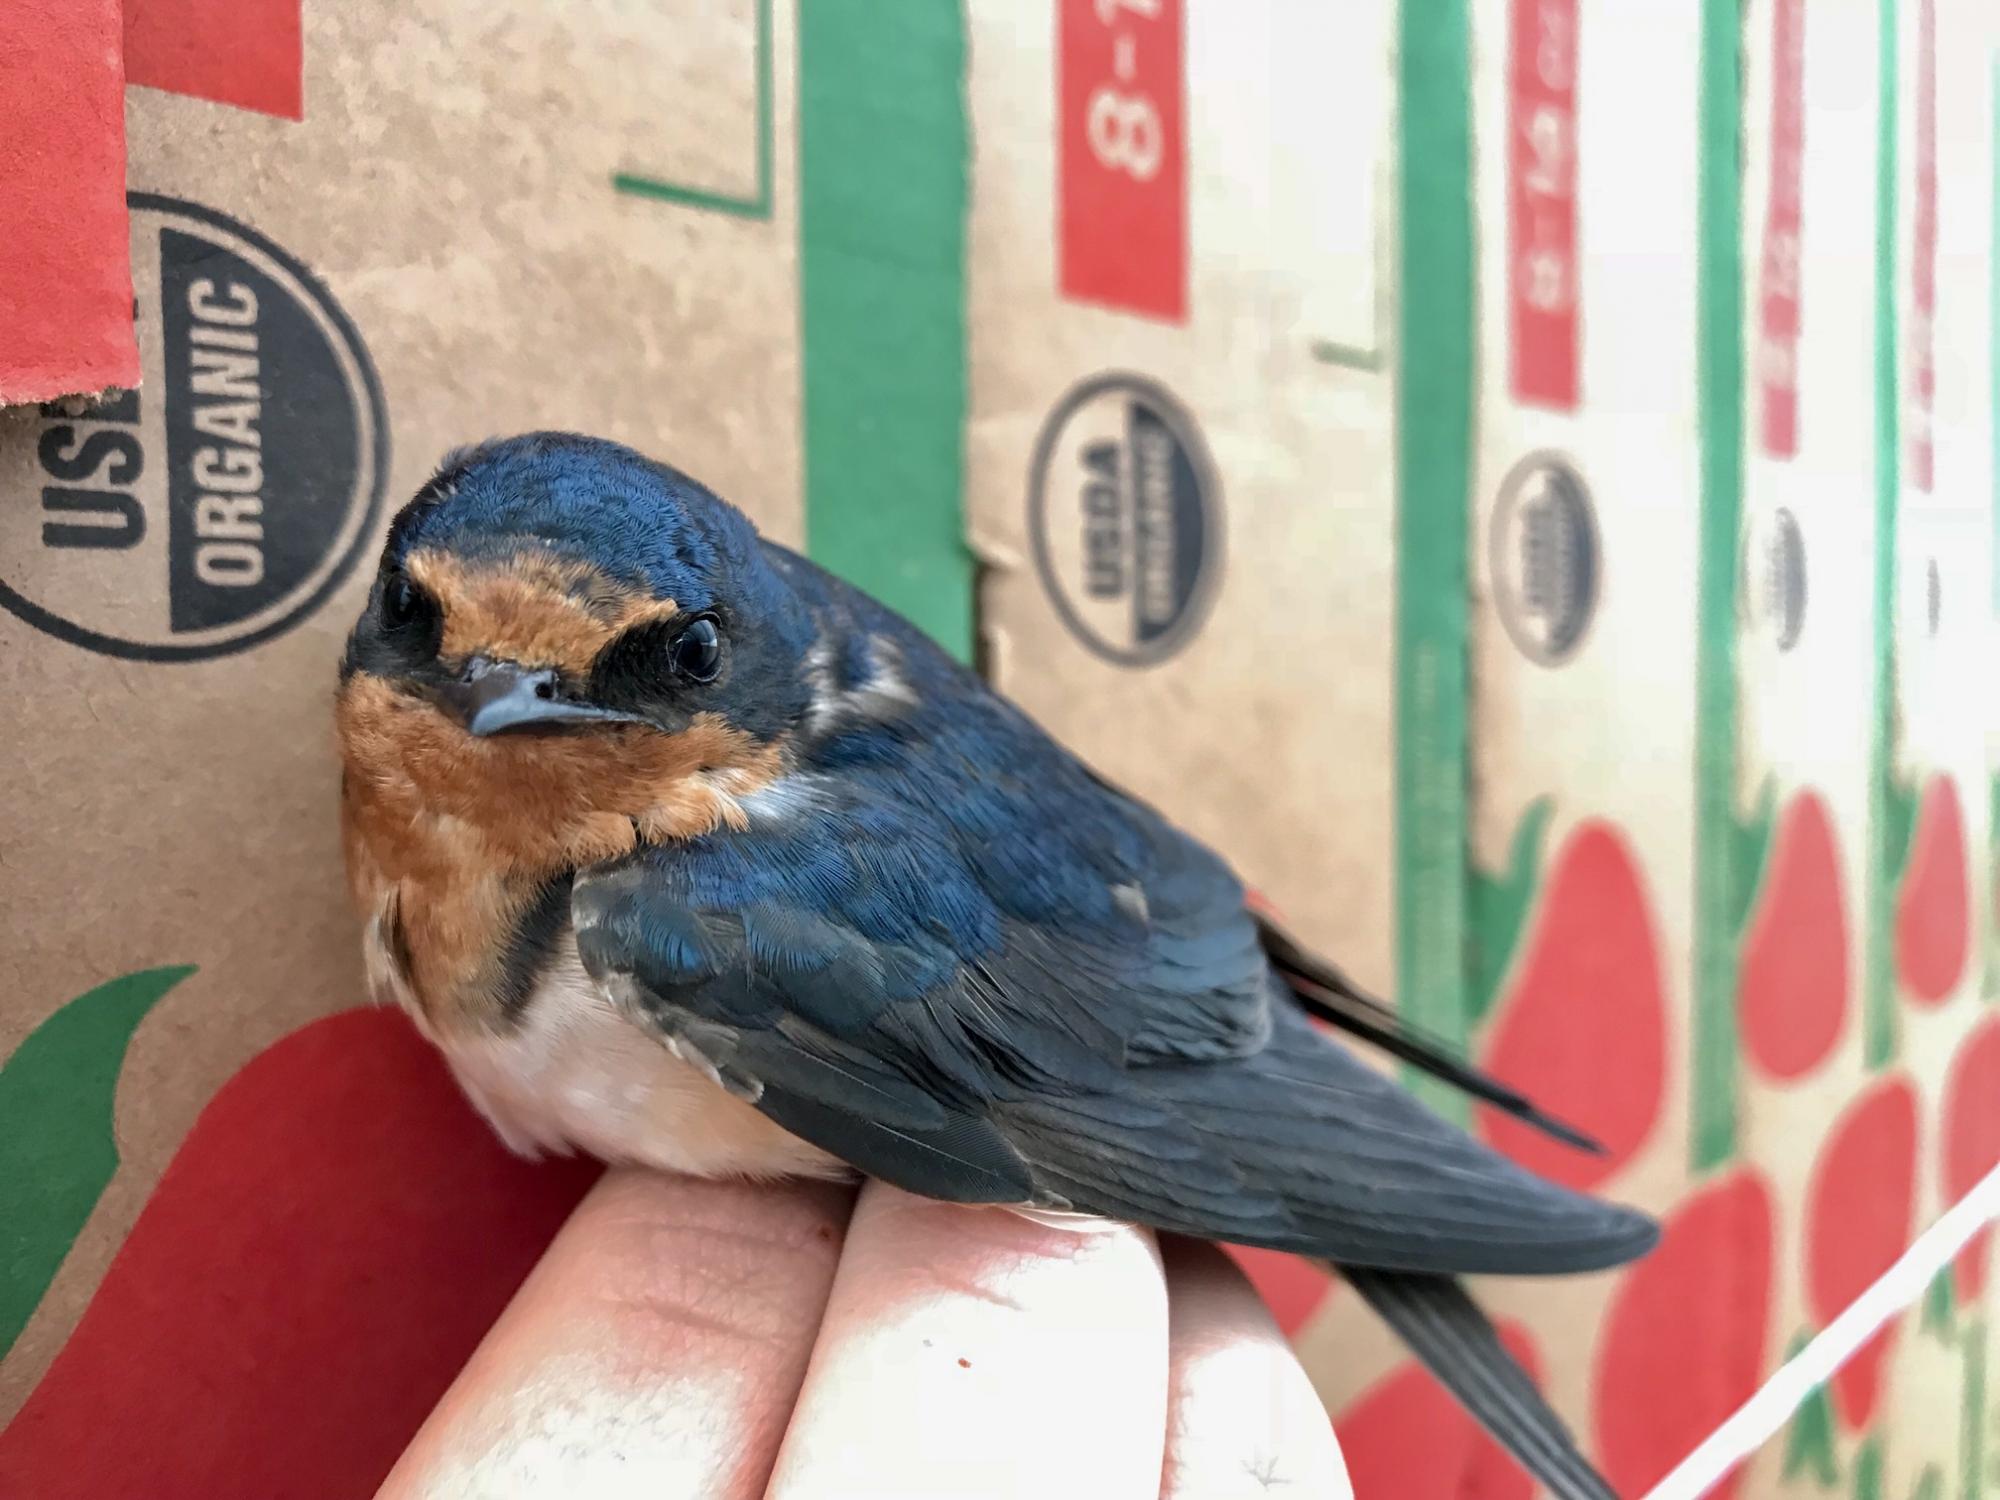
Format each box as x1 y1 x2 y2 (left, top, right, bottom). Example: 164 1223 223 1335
1256 914 1602 1154
1341 1266 1618 1500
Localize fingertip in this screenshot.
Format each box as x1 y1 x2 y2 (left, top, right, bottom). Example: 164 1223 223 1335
378 1169 856 1500
767 1184 1171 1500
1158 1238 1349 1500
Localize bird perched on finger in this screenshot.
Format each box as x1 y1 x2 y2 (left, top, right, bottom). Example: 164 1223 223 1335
336 432 1656 1500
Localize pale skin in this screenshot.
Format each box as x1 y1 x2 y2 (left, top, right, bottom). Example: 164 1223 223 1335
377 1172 1351 1499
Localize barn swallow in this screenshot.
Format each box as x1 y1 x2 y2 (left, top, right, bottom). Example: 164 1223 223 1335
336 432 1656 1500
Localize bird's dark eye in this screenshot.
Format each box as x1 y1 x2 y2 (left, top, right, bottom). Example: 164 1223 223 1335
667 614 723 682
380 569 438 637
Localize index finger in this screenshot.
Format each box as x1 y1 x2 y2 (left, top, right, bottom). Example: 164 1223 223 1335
765 1182 1172 1499
376 1167 854 1500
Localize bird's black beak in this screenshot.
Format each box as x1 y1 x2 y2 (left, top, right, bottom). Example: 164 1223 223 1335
430 657 646 737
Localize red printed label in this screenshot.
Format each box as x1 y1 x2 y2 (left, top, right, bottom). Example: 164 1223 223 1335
1508 0 1579 409
0 0 138 403
1058 0 1186 322
1908 0 1936 491
1758 0 1804 457
125 0 305 121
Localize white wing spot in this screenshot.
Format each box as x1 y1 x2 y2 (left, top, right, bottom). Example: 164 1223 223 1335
804 633 919 740
1110 881 1150 924
739 773 834 823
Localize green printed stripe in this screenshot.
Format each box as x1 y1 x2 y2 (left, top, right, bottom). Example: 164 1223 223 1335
1691 0 1748 1171
1865 0 1903 1070
1395 0 1473 1118
1962 1317 1988 1500
1 966 194 1359
613 0 774 219
798 0 971 661
1989 56 1998 1004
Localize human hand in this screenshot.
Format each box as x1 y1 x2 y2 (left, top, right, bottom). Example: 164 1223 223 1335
377 1168 1349 1498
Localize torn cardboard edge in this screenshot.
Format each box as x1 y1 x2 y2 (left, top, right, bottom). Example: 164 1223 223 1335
0 0 140 405
0 0 309 408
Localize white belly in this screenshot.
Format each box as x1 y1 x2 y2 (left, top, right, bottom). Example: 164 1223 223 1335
435 933 848 1182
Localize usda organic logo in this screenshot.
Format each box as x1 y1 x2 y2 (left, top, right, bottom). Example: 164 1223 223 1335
1028 373 1221 668
0 194 388 661
1490 451 1599 666
1743 506 1808 652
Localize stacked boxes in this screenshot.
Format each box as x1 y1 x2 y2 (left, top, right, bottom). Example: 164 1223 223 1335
4 2 1999 1493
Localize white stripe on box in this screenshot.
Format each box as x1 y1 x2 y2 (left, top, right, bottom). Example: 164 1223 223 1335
1644 1160 2000 1500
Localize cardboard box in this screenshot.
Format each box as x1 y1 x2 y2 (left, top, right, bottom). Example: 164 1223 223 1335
6 0 2000 1495
966 0 2000 1496
0 3 972 1486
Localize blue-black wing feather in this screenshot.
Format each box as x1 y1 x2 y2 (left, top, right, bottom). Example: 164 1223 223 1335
573 547 1656 1276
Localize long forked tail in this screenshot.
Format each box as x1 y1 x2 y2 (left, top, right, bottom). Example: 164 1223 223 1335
1340 1266 1618 1500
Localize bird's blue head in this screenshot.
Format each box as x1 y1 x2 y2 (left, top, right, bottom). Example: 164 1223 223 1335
337 434 820 861
388 431 758 623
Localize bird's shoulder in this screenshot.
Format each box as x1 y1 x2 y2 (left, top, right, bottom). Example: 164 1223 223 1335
754 538 1260 990
572 556 1279 1069
564 548 1285 1199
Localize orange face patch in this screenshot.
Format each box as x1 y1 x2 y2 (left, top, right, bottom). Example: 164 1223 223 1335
404 547 682 678
337 673 780 864
335 674 784 1030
